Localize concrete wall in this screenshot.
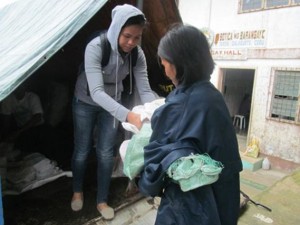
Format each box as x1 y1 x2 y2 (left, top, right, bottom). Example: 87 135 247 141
178 0 300 163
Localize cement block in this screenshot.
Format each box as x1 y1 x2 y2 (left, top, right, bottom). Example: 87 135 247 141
240 153 263 171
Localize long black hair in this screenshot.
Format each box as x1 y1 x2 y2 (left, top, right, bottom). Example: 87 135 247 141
122 15 146 29
158 24 215 86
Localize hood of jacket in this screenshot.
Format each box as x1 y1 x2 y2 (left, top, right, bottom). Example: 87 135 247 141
107 4 145 53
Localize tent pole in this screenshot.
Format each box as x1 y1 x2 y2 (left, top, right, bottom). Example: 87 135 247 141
136 0 143 11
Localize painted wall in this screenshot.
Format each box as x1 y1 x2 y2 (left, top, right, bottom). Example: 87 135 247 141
178 0 300 163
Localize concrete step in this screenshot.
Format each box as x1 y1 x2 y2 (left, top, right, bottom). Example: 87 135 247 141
240 152 263 171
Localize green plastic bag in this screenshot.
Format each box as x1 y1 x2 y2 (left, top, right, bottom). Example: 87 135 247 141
123 123 152 180
167 154 224 192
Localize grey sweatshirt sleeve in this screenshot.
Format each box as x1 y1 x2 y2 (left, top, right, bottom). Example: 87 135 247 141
134 47 157 104
84 39 130 122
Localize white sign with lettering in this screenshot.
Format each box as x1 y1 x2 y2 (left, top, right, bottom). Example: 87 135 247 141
211 49 248 60
213 30 267 48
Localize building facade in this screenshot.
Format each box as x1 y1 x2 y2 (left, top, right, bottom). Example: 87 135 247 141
179 0 300 163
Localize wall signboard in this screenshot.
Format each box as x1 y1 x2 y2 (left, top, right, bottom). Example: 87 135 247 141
213 29 267 49
211 49 248 60
211 29 267 60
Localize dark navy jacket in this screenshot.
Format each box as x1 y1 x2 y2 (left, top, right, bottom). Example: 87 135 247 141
138 81 243 225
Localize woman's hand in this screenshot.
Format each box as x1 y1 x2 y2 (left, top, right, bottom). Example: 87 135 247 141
126 111 143 130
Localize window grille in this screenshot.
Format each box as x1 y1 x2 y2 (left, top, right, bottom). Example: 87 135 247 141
271 70 300 122
240 0 300 13
266 0 289 8
242 0 262 11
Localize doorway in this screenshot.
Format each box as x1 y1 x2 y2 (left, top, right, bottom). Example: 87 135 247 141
220 68 255 137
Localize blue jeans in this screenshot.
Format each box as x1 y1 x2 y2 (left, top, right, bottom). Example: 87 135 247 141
72 98 118 204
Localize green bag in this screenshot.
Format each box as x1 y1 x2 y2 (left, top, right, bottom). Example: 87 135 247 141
123 123 152 180
167 154 224 192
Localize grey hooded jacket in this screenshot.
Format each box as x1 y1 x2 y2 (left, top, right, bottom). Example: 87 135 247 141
74 4 156 122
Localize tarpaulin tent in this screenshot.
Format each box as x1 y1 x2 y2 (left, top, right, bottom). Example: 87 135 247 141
0 0 108 101
0 0 182 103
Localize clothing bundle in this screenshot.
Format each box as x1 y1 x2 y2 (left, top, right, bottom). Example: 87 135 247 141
167 154 224 192
121 98 165 134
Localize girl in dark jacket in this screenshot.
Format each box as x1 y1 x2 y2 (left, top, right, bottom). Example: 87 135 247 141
138 24 243 225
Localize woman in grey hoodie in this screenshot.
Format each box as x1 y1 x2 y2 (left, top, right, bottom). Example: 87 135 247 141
71 4 156 220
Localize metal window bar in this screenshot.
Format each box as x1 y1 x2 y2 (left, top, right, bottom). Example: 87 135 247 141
266 0 289 8
271 71 300 122
240 0 299 12
242 0 263 11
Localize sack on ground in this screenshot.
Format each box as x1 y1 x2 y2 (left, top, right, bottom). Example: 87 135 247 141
244 137 260 158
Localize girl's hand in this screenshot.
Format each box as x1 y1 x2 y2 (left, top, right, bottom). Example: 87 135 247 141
126 111 143 130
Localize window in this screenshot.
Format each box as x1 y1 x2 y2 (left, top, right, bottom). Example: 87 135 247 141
240 0 300 13
270 70 300 122
242 0 263 10
270 70 300 123
266 0 289 8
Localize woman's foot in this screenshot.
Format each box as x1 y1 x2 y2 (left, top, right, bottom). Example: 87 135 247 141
71 192 83 211
97 203 114 220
